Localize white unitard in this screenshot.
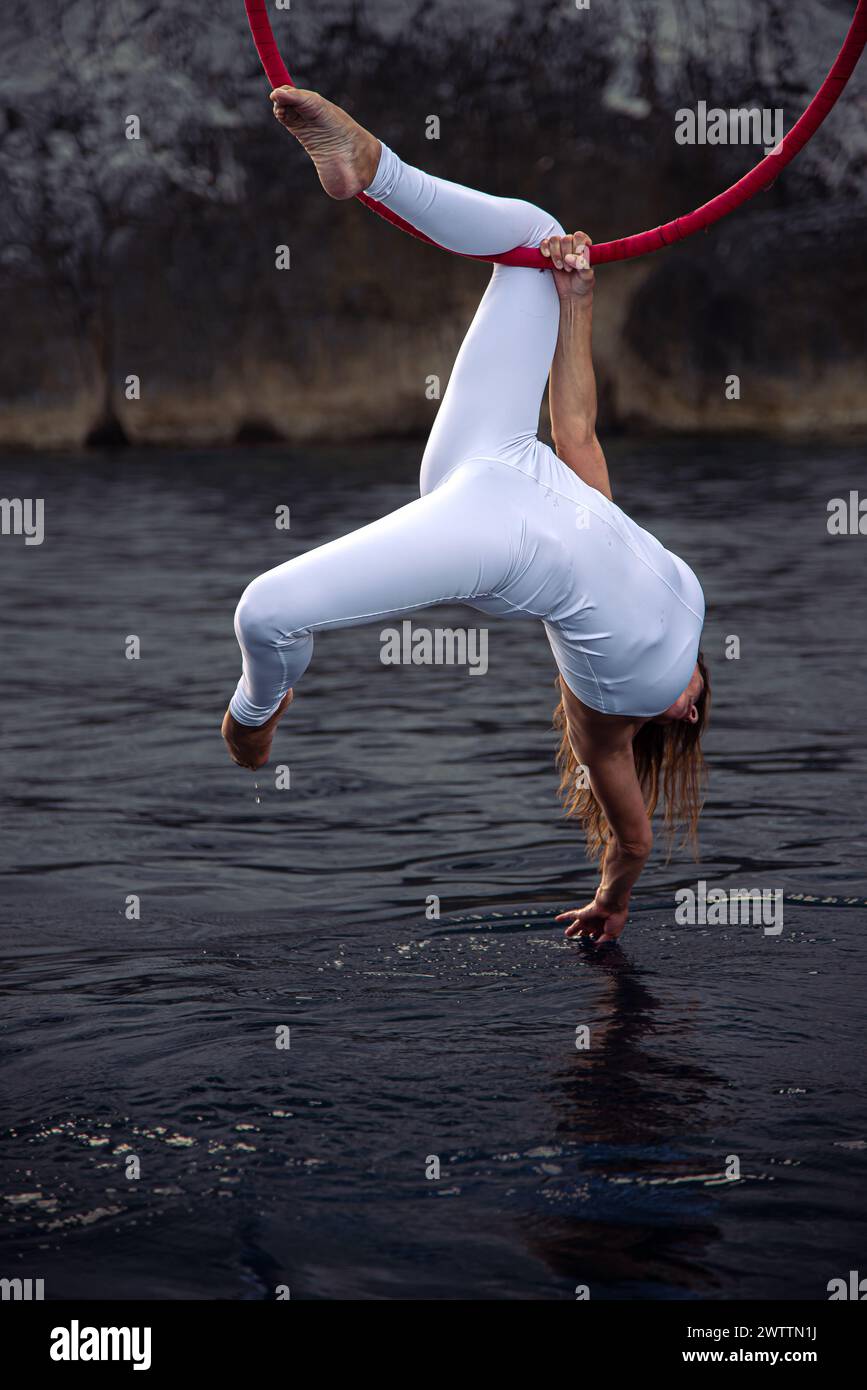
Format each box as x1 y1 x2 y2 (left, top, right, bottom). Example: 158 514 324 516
229 143 705 725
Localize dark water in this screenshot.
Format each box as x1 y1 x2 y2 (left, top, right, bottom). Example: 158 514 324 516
1 439 865 1300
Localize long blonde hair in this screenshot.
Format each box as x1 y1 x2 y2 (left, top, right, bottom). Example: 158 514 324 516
553 652 711 861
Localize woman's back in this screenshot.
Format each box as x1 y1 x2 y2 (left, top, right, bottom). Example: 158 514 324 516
463 444 705 718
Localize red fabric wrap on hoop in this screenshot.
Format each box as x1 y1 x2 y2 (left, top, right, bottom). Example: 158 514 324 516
244 0 867 268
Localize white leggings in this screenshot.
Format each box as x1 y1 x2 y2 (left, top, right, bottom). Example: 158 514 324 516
230 145 704 724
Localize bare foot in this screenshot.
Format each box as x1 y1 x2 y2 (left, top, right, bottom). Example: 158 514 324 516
269 86 381 199
221 691 293 770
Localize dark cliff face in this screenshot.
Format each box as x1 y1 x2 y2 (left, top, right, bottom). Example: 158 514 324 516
0 0 865 449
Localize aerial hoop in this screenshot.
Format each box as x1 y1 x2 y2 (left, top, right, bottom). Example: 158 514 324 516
244 0 867 267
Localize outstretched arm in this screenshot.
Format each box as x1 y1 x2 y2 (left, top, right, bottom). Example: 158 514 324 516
555 690 652 947
542 232 612 500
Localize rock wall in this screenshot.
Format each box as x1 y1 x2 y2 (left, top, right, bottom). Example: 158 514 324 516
0 0 865 449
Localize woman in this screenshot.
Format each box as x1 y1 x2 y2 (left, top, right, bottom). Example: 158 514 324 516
222 88 710 946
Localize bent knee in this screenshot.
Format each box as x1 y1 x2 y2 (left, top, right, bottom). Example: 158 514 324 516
234 575 293 648
529 208 566 244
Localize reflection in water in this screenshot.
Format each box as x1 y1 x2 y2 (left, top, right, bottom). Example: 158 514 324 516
528 951 723 1296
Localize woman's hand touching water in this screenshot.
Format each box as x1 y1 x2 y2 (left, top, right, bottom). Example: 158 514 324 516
556 894 629 947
